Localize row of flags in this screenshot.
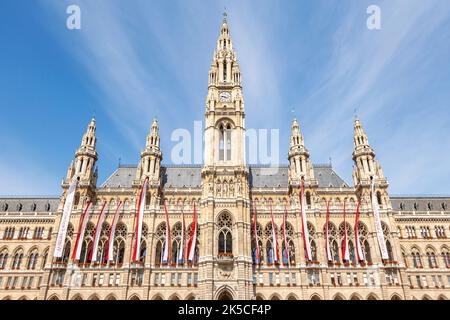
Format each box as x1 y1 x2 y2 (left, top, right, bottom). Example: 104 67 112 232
55 176 388 266
54 177 198 265
252 178 389 264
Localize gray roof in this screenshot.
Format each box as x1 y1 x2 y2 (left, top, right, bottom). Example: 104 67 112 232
101 164 349 189
0 197 59 213
390 196 450 212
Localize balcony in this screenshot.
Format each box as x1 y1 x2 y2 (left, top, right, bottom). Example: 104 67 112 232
217 252 234 264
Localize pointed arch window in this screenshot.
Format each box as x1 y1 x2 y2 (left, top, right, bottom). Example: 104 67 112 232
219 125 225 161
217 212 233 256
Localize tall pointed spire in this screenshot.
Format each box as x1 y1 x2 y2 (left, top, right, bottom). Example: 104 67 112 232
67 116 98 186
136 117 162 182
204 14 245 166
352 118 386 186
288 118 315 185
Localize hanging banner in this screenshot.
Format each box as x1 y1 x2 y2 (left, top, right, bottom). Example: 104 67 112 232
54 177 78 258
325 200 332 261
132 177 148 262
354 201 364 262
341 200 350 261
299 178 312 261
106 201 123 262
371 180 389 260
253 202 261 264
162 201 171 264
178 206 185 264
187 203 198 262
72 200 93 261
282 206 290 265
89 201 107 262
269 204 280 262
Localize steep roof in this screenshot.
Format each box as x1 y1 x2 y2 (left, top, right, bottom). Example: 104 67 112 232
100 164 349 189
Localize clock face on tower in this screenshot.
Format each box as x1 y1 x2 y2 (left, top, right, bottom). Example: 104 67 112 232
219 91 231 102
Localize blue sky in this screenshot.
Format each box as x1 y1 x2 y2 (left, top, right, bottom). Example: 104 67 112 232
0 0 449 196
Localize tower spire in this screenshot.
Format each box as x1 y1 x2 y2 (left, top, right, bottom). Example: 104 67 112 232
66 116 98 186
288 117 315 185
136 117 162 182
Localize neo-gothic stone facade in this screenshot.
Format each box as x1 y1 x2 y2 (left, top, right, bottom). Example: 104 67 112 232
1 16 450 301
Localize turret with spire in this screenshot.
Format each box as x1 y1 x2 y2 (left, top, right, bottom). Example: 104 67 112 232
352 117 390 210
288 118 315 184
66 116 98 186
136 118 162 184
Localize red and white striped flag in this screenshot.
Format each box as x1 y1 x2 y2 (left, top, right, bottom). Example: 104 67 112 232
282 206 290 265
371 180 389 260
89 201 107 262
132 177 148 262
325 200 332 262
72 200 92 261
299 178 312 261
187 202 198 262
162 201 171 264
54 176 78 258
178 205 185 264
253 202 260 264
269 204 280 263
106 201 122 262
341 200 350 262
354 201 364 262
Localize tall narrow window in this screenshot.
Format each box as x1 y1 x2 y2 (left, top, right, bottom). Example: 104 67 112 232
226 125 232 161
219 125 225 161
217 212 233 256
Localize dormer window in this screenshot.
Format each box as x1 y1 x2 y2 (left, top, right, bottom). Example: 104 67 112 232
413 203 419 210
17 203 23 211
428 203 433 211
399 203 405 210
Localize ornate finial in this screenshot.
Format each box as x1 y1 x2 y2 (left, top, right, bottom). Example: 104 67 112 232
223 8 227 22
329 157 332 167
354 108 358 120
118 157 121 168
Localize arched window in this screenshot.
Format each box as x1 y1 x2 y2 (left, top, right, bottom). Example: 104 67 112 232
411 249 422 268
139 240 147 263
79 222 94 265
219 125 225 161
12 249 24 269
97 223 109 264
27 249 39 270
386 240 394 261
363 240 372 263
217 212 233 256
154 223 167 266
226 124 232 161
324 222 339 263
0 249 9 269
442 248 450 268
112 222 126 265
251 222 263 264
266 240 274 264
113 238 125 265
171 222 184 265
348 241 356 264
426 248 437 268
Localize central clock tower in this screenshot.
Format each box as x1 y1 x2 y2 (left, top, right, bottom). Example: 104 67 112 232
198 13 253 300
204 13 245 167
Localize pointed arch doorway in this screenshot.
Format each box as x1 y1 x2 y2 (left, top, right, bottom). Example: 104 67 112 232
215 286 235 300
